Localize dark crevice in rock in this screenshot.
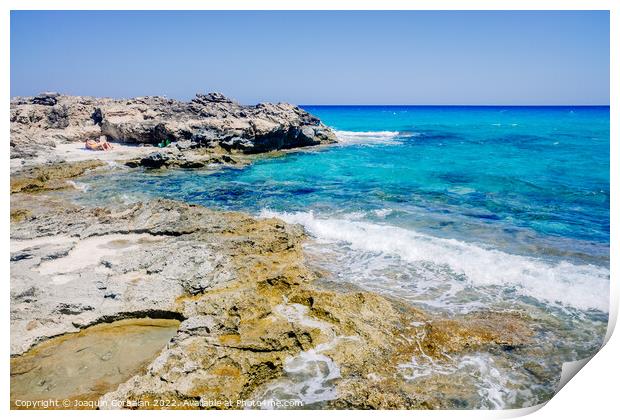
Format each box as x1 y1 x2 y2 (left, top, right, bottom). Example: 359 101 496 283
207 342 289 353
77 310 187 329
84 228 199 239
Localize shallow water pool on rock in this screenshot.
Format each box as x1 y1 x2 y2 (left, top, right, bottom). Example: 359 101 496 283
10 318 180 409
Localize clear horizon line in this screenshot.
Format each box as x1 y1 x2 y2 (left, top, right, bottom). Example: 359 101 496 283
297 104 611 107
9 93 610 108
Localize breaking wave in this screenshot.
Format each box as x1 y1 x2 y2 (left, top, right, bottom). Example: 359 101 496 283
334 130 401 145
259 210 609 313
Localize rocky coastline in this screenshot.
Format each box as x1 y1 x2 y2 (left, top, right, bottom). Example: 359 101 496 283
10 93 543 409
11 91 337 171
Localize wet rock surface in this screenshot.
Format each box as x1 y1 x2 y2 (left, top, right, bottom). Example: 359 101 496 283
124 147 240 170
10 160 104 193
10 187 547 409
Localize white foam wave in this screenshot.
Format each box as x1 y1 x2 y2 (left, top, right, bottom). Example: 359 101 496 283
334 130 400 145
373 208 393 218
254 303 358 407
399 354 518 409
259 210 609 312
66 180 90 192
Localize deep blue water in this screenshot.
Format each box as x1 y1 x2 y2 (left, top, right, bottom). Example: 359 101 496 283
302 106 610 249
77 106 610 314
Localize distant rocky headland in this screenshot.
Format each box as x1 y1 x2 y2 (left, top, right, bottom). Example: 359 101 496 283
10 91 337 171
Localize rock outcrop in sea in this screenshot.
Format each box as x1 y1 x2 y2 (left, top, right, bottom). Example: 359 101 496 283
10 92 337 168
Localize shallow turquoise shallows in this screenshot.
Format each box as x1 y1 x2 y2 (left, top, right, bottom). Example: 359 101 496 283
76 106 610 407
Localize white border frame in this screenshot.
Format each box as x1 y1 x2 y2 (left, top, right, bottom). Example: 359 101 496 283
2 2 617 419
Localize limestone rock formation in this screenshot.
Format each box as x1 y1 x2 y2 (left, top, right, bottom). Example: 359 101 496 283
10 92 338 166
10 192 544 409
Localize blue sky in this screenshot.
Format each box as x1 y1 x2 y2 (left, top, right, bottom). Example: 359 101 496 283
10 10 609 105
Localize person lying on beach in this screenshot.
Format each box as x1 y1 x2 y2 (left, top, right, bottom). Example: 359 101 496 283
85 137 113 151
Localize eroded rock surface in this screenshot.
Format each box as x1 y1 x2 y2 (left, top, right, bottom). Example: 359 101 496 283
10 191 542 409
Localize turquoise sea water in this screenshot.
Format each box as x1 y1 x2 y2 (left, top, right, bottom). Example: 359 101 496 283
74 106 610 408
79 106 610 310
